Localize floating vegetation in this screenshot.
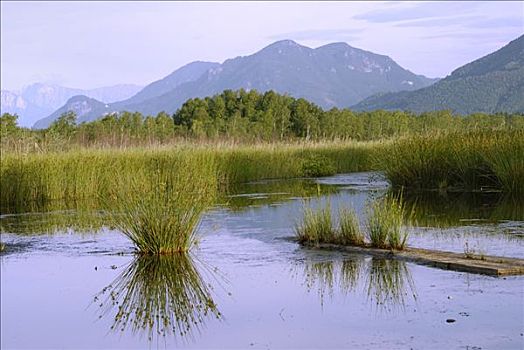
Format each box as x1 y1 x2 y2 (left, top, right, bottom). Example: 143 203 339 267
94 254 222 342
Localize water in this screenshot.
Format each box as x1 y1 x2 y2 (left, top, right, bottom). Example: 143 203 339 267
1 172 523 349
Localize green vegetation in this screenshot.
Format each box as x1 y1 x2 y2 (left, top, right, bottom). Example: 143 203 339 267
2 89 523 253
294 204 364 246
367 193 411 250
107 152 218 254
297 194 411 250
379 130 524 194
338 207 365 245
295 204 334 244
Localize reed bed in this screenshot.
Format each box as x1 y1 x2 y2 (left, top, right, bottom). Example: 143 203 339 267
378 130 524 194
0 140 379 209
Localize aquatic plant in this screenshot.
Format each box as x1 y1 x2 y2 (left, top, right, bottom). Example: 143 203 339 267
295 203 334 244
367 192 410 250
378 130 524 193
338 207 365 245
95 254 221 341
108 152 218 254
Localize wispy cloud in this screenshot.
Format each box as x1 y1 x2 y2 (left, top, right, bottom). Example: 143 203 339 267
394 16 481 28
353 2 483 23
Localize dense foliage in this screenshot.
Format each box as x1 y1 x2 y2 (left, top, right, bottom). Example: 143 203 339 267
2 89 523 152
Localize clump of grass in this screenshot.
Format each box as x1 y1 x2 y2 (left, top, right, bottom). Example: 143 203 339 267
295 204 334 244
296 203 364 246
338 207 365 245
367 192 410 250
0 242 5 252
108 152 218 255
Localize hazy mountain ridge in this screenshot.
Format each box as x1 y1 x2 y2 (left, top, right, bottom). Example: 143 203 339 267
352 35 524 114
1 83 143 127
35 39 437 128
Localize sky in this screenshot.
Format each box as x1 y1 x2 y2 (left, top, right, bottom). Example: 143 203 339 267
1 1 523 91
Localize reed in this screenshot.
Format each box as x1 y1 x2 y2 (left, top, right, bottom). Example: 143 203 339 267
338 207 365 245
107 151 218 254
367 192 410 250
295 204 334 244
378 130 524 193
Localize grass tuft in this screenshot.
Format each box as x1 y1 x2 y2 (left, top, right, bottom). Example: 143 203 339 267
367 192 410 250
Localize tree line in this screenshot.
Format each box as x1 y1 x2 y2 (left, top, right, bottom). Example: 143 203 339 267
2 89 523 150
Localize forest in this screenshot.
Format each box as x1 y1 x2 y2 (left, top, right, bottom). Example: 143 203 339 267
2 89 523 151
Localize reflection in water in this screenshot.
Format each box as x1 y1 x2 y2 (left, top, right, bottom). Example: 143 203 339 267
300 256 417 313
94 254 222 342
401 191 524 227
366 258 417 313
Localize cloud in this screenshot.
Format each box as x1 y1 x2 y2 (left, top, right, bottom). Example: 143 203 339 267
268 28 363 42
394 16 481 28
353 2 483 23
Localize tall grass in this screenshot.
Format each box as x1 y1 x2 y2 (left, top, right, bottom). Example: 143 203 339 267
107 152 218 254
295 204 334 244
0 140 379 210
378 130 524 194
294 203 365 245
297 194 410 250
367 193 410 250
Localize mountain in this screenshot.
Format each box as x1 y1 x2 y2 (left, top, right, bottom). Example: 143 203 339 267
1 90 50 127
1 83 143 127
353 35 524 114
37 40 437 127
33 95 110 129
113 61 220 107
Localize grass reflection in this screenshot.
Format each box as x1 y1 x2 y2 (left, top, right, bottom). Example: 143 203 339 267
300 255 416 313
94 254 222 342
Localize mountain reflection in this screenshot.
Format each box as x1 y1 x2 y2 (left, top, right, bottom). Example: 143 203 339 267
94 254 222 342
300 255 417 313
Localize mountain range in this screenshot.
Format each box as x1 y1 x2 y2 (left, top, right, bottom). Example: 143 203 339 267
1 83 143 127
32 40 438 128
8 35 523 129
353 35 524 114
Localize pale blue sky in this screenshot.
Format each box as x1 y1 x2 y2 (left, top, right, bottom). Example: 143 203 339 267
1 1 522 91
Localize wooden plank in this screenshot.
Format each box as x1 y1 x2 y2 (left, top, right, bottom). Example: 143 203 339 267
303 243 524 276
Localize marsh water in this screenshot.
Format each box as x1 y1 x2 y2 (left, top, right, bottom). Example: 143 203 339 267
1 172 523 349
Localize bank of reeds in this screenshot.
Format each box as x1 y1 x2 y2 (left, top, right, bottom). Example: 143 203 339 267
378 130 524 194
0 141 380 209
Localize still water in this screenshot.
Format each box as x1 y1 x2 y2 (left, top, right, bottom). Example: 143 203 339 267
1 172 523 349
